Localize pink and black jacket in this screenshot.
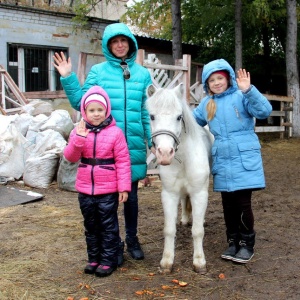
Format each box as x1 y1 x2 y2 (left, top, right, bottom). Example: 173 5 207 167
64 86 131 195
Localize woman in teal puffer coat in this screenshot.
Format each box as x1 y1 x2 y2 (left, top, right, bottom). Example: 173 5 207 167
193 59 272 264
53 22 152 265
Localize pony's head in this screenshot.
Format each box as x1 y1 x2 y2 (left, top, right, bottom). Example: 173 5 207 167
146 83 187 165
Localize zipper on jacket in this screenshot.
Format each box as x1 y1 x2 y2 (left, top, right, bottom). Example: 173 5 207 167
123 78 128 141
234 107 242 121
91 132 98 195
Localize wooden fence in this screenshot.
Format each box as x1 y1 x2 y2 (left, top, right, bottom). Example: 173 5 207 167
0 52 294 138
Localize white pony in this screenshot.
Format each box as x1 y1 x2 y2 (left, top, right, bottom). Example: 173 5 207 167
146 83 213 274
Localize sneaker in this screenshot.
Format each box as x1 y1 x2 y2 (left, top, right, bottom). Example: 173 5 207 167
125 236 144 260
232 232 255 264
232 246 254 264
95 265 116 277
118 241 125 267
221 240 239 261
84 262 99 274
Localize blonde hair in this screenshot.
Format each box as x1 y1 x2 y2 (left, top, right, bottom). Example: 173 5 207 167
206 98 217 121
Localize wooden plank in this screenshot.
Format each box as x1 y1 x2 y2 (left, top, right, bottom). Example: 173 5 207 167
143 62 189 72
281 122 292 127
263 94 293 102
270 111 285 117
255 126 285 132
0 65 28 105
3 107 23 114
23 90 66 99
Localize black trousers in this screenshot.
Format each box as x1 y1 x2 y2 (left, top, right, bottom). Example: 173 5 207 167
78 192 119 267
221 189 254 235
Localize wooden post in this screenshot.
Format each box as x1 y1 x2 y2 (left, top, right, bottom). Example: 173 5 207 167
136 49 145 66
77 52 87 85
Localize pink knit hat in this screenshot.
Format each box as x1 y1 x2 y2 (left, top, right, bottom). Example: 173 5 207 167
84 94 107 110
212 70 229 79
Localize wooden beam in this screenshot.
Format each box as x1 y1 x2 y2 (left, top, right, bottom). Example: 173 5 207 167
23 90 66 99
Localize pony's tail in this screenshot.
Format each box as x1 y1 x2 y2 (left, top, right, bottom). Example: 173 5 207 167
206 98 217 121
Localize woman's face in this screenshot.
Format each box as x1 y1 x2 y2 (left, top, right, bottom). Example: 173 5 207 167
85 102 106 126
109 35 130 60
207 73 229 95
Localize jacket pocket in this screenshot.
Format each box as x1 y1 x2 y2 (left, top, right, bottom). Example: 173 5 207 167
99 166 115 171
238 141 262 171
211 146 218 175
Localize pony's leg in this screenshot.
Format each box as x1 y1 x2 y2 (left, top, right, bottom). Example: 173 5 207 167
160 189 180 274
180 195 192 226
190 189 208 274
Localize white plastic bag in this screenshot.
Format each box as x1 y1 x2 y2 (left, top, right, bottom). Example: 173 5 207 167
57 156 78 192
0 115 30 179
40 110 74 140
23 129 66 188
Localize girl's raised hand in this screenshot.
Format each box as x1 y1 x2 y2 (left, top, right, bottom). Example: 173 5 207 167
236 69 251 92
53 51 72 78
76 119 89 137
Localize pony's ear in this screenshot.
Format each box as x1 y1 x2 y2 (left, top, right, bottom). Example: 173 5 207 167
174 83 184 98
147 84 157 97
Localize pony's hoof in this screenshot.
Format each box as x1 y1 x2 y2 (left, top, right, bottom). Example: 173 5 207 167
158 266 172 274
193 265 207 274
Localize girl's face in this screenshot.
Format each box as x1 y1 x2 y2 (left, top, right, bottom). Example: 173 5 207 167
207 73 229 95
85 102 106 126
109 35 130 60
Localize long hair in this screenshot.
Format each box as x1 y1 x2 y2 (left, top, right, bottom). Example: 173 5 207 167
206 97 217 121
205 72 230 121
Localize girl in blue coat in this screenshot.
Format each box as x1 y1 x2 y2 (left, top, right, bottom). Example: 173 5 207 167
193 59 272 263
53 23 153 264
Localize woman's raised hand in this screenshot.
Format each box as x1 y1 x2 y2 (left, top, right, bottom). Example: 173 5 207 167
236 69 251 92
53 51 72 78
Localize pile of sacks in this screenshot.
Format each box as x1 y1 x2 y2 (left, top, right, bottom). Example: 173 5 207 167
0 100 77 189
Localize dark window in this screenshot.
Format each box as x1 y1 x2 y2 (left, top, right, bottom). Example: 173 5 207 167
7 44 68 92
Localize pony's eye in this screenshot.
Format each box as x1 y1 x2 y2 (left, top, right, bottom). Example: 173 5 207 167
150 115 155 120
177 115 182 121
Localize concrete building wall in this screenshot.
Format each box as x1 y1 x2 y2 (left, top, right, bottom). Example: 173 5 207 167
0 4 113 78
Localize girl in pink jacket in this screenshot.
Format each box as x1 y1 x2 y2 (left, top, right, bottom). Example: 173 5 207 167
64 86 131 277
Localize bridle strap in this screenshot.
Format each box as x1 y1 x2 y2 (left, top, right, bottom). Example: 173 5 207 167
151 130 180 151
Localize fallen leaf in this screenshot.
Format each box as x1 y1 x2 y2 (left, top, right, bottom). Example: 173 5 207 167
162 285 171 290
132 277 140 280
171 279 179 284
85 284 90 289
219 273 225 279
178 281 188 287
67 297 74 300
148 272 155 276
79 298 89 300
135 290 144 295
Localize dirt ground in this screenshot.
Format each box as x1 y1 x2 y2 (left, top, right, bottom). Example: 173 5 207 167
0 136 300 300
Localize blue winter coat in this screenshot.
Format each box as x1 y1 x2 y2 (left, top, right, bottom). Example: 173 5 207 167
60 23 152 182
193 59 272 192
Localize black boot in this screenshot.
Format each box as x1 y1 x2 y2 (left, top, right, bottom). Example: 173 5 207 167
221 233 239 261
125 236 144 260
117 241 125 267
232 232 255 264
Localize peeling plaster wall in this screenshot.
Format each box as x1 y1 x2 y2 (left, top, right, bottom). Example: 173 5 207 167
0 4 114 76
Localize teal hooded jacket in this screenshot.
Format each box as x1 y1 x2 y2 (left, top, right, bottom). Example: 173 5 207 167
60 23 152 182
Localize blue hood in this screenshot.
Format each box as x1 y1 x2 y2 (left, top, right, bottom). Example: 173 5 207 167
202 59 238 95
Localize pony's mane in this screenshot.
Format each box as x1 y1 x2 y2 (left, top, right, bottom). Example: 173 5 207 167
147 88 205 140
147 89 180 113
